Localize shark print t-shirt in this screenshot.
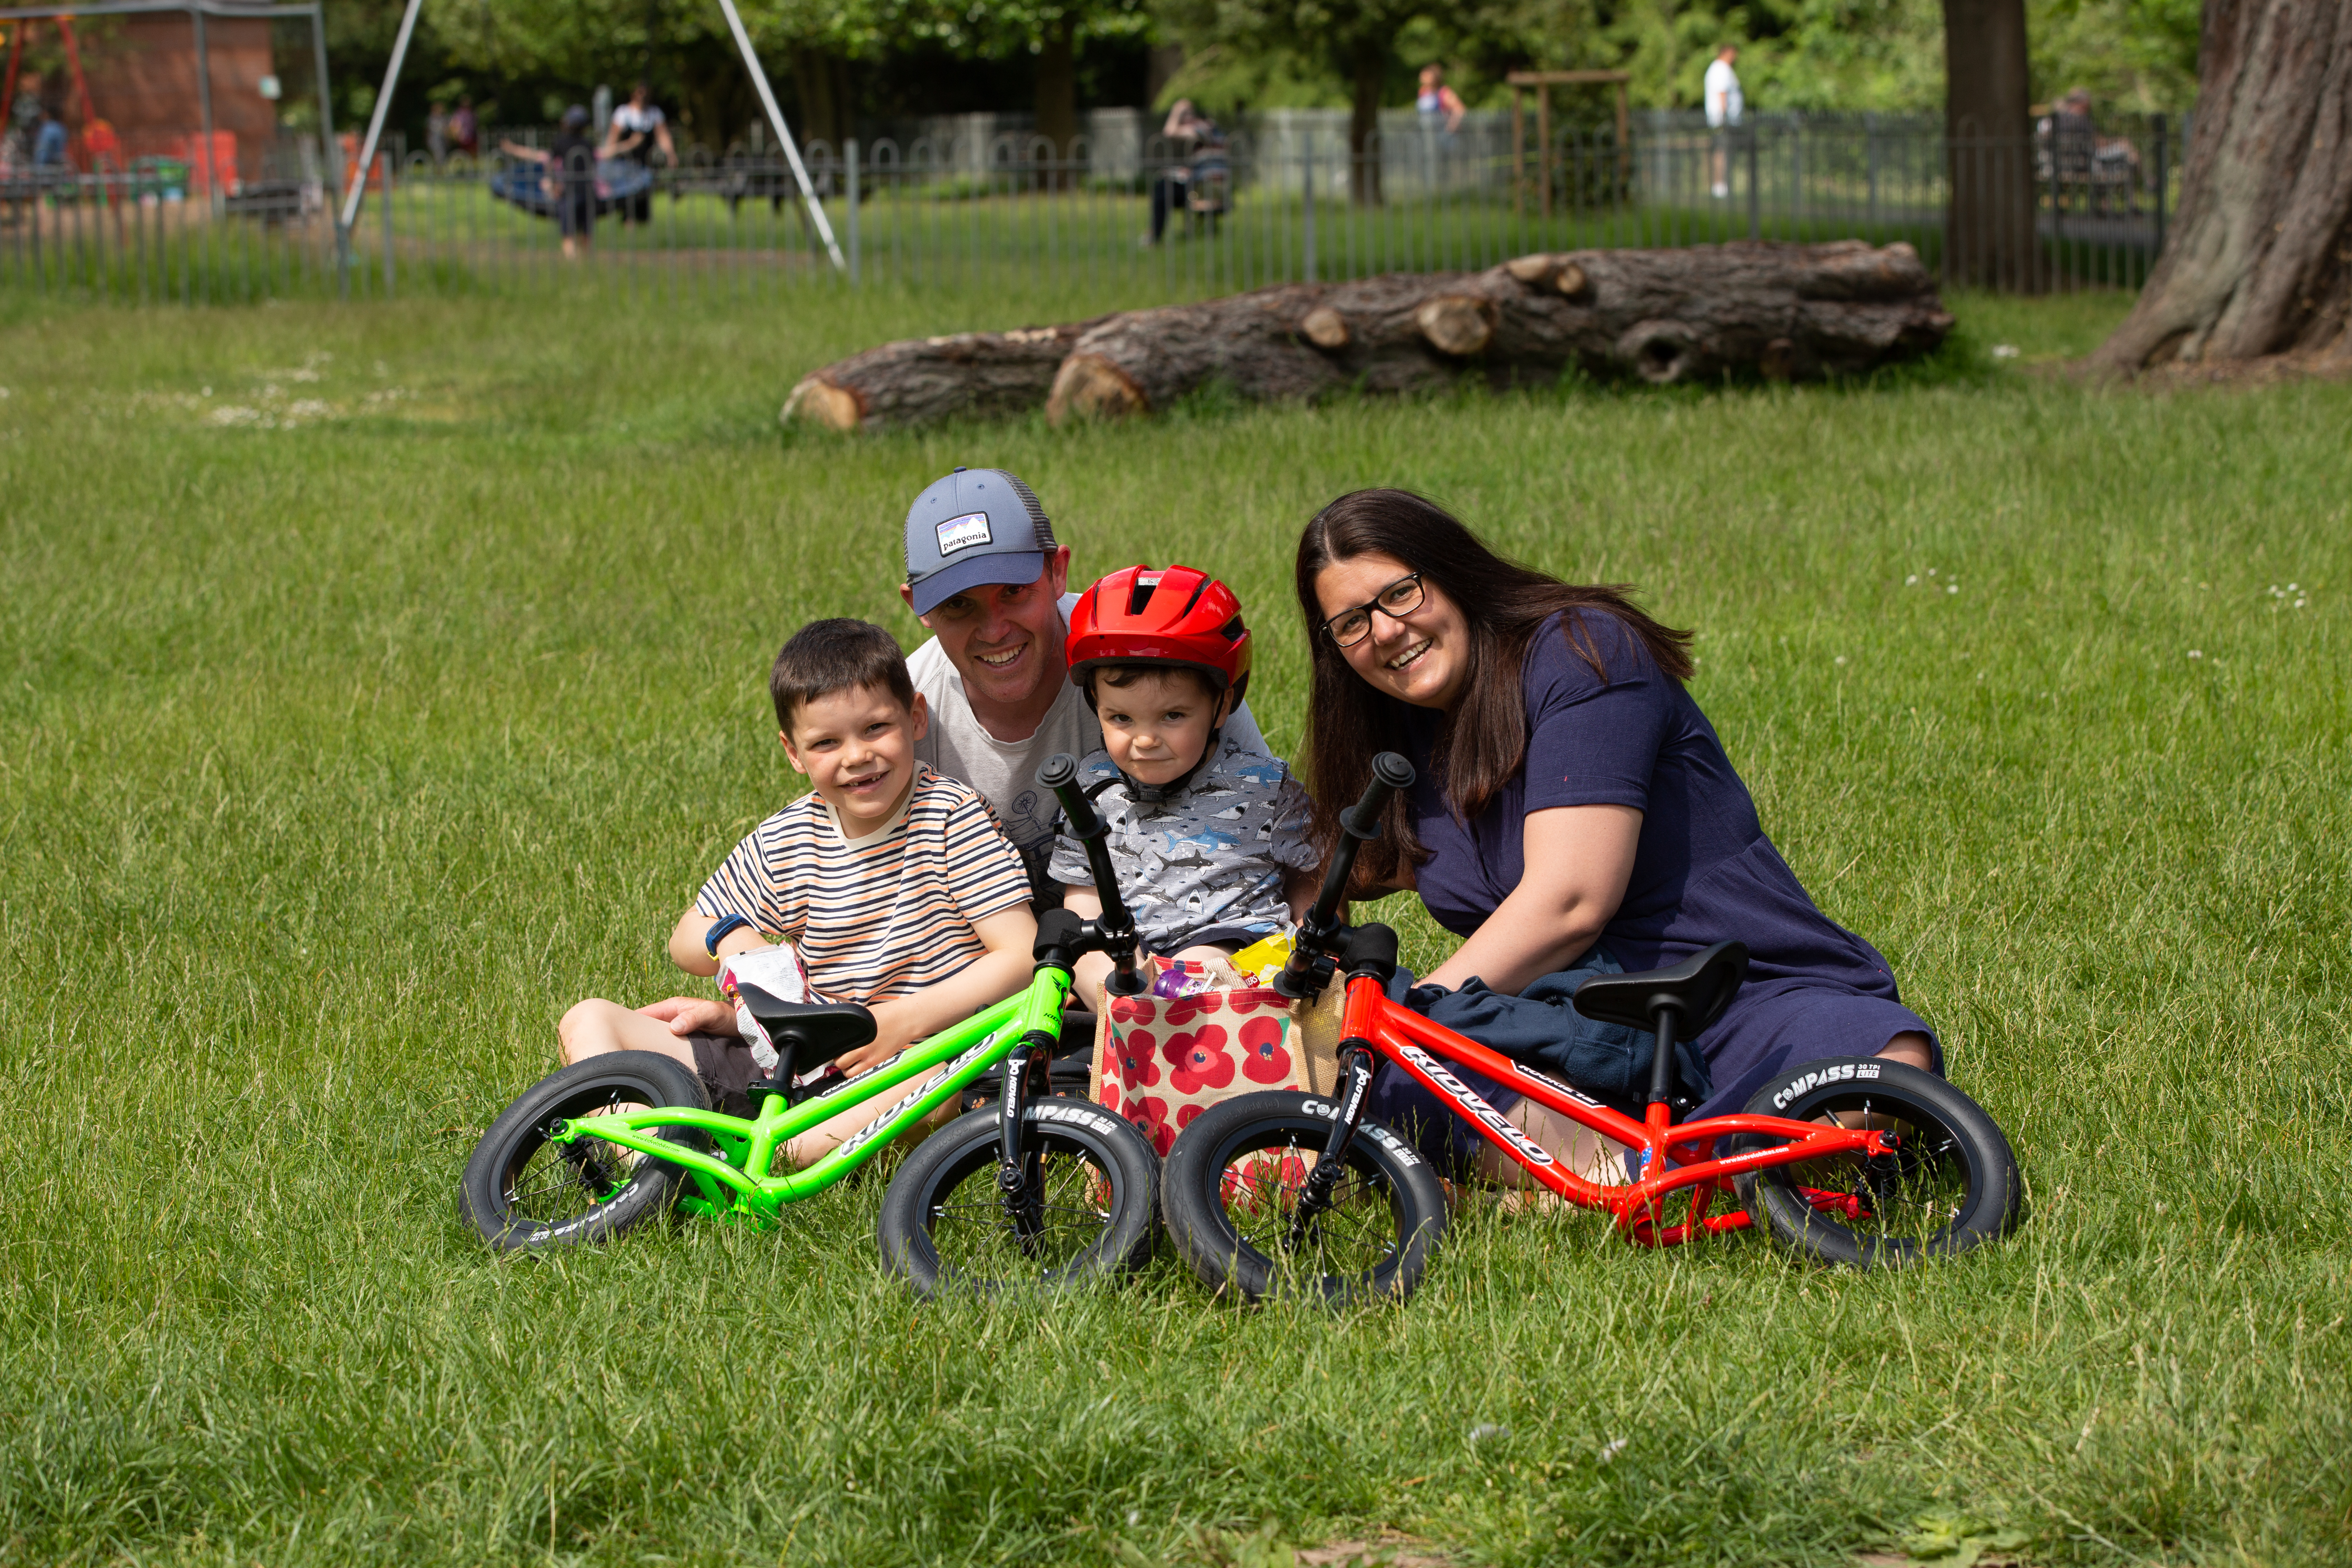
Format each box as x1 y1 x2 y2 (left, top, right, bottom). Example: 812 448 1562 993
1047 735 1319 952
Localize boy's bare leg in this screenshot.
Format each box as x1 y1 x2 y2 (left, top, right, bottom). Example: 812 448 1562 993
557 998 702 1072
782 1067 960 1169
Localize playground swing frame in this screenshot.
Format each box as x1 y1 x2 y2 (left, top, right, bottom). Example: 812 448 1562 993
345 0 845 283
0 0 338 223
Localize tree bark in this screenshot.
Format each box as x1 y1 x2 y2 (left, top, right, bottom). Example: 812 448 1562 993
2091 0 2352 374
1348 36 1384 206
1036 11 1079 172
780 243 1951 432
790 47 845 150
780 319 1111 432
1943 0 2038 291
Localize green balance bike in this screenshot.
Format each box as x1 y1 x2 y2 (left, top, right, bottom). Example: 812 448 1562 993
460 754 1161 1296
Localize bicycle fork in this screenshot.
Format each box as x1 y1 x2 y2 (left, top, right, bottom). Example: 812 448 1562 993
996 1029 1059 1252
1286 1041 1377 1252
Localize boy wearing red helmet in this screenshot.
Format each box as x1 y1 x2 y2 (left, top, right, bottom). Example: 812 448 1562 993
1049 565 1320 1004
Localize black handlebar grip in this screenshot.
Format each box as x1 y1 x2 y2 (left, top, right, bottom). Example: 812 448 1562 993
1041 753 1105 840
1340 751 1415 840
1341 922 1399 978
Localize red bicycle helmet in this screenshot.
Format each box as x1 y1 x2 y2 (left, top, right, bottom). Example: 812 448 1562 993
1067 563 1252 706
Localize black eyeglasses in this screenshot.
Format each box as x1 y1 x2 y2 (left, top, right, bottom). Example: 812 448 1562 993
1321 574 1426 648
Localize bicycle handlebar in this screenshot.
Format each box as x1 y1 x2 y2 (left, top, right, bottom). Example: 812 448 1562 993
1275 751 1415 999
1040 752 1145 997
1304 751 1415 933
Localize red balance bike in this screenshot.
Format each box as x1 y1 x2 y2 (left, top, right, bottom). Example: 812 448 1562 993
1159 755 2021 1303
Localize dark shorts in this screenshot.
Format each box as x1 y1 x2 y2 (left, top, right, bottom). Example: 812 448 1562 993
557 190 594 237
684 1032 762 1118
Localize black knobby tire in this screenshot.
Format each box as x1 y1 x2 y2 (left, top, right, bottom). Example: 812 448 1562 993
460 1051 714 1254
1160 1091 1448 1306
878 1099 1160 1299
1731 1057 2020 1267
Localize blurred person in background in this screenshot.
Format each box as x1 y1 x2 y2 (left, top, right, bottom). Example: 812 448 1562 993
1145 98 1221 245
3 76 42 170
602 81 673 224
1705 45 1742 198
501 104 597 258
1416 64 1466 187
32 97 68 174
1416 65 1465 134
426 99 450 167
449 97 479 160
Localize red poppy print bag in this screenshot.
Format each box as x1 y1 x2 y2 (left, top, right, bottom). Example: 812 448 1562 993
1088 961 1345 1158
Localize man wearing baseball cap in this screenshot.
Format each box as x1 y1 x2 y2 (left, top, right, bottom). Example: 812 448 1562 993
899 466 1267 901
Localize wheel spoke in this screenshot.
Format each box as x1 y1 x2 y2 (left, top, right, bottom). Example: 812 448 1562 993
919 1140 1113 1280
1219 1134 1401 1278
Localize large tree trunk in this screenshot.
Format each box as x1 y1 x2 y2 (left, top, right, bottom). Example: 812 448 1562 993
790 47 847 150
781 243 1951 432
1036 11 1078 171
2091 0 2352 374
1943 0 2038 291
1348 37 1384 205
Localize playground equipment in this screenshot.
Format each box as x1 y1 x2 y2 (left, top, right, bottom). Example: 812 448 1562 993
0 0 336 217
343 0 843 274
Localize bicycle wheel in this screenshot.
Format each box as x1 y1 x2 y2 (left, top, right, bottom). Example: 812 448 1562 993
1160 1091 1447 1306
877 1100 1160 1299
1731 1058 2020 1267
460 1051 713 1254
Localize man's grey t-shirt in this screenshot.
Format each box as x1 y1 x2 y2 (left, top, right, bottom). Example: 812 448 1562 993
907 592 1269 891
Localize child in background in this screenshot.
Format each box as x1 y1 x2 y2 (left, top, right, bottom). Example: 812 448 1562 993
1049 565 1319 1003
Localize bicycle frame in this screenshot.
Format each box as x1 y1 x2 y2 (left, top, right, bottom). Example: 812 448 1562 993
539 749 1146 1231
1329 970 1894 1247
548 969 1069 1225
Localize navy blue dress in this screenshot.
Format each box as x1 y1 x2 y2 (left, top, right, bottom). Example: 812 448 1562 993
1366 609 1938 1167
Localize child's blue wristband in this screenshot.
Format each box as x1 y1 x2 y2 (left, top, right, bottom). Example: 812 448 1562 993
703 913 755 959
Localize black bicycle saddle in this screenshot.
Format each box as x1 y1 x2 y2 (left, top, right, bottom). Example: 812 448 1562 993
1571 941 1748 1035
741 996 877 1062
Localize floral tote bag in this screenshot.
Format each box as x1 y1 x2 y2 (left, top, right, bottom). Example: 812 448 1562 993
1089 958 1345 1158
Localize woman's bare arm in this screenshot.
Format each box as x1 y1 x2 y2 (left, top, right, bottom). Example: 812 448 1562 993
1419 804 1641 995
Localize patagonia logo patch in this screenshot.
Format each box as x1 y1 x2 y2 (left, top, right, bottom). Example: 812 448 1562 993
935 512 992 555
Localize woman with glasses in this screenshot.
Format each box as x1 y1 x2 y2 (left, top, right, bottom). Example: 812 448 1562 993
1295 489 1940 1189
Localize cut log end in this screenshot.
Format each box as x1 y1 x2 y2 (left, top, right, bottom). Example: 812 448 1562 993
1415 295 1493 357
1503 254 1588 298
1047 353 1149 425
1300 305 1351 350
781 377 863 433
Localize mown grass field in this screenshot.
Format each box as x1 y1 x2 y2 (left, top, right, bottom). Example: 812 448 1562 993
1 278 2345 1567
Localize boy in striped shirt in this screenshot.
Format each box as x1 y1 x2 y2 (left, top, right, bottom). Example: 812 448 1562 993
557 619 1038 1166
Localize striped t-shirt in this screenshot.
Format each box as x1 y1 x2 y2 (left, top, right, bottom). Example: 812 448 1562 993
695 766 1031 1005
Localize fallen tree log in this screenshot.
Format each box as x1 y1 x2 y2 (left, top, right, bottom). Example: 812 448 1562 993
782 242 1951 432
780 317 1109 432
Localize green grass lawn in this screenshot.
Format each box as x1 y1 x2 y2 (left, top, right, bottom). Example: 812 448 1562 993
1 283 2345 1567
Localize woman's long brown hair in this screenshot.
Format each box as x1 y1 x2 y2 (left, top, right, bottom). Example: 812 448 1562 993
1294 489 1694 891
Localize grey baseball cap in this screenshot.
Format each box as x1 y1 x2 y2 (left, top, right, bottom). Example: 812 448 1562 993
902 467 1060 616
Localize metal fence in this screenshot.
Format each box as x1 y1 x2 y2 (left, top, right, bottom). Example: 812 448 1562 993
0 110 2185 305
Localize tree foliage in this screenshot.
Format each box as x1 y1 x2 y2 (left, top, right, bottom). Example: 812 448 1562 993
1156 0 2198 124
307 0 2199 159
